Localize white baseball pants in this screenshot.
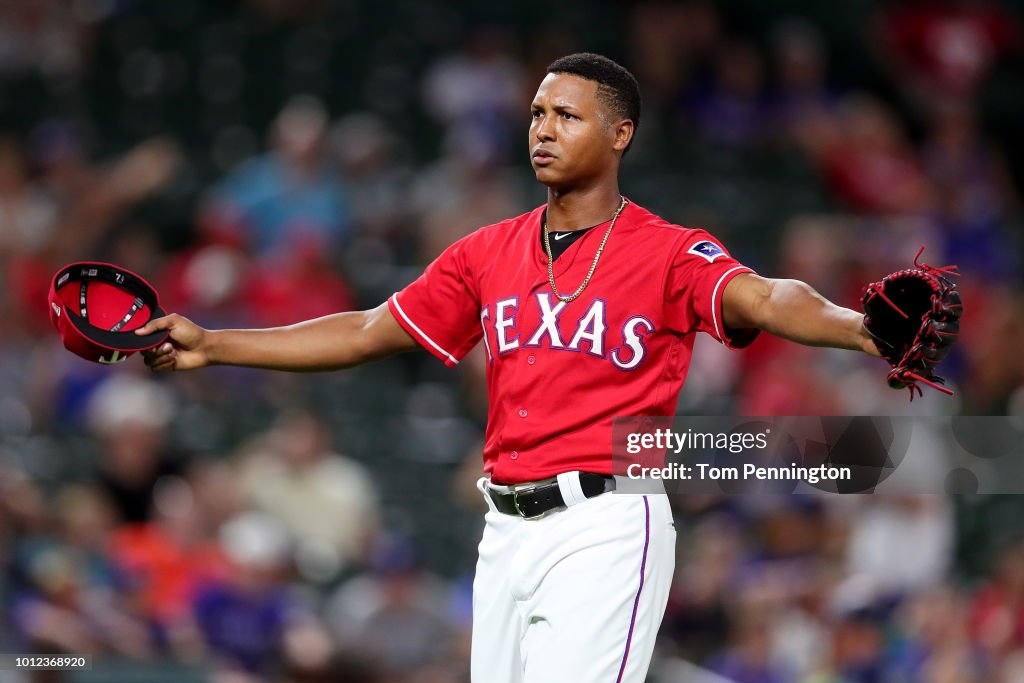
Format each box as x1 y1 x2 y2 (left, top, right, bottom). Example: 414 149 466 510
471 476 676 683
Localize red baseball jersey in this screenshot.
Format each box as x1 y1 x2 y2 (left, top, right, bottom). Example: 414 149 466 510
388 199 758 484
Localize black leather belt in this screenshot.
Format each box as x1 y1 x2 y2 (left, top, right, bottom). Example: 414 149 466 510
487 472 615 519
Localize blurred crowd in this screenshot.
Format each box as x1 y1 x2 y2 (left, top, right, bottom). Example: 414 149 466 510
0 0 1023 681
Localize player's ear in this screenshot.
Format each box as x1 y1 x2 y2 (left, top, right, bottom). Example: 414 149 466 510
612 119 634 153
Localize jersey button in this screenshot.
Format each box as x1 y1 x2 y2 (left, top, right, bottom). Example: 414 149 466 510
518 409 528 418
510 451 519 460
527 355 536 365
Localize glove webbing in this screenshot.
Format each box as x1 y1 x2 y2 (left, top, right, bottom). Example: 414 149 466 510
871 246 960 400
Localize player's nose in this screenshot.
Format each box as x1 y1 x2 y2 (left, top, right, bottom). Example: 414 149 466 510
534 115 556 142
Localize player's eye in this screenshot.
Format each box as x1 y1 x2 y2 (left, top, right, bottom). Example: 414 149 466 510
561 112 577 120
531 109 542 119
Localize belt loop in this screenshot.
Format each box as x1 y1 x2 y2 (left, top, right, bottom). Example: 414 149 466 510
477 476 498 513
556 471 588 507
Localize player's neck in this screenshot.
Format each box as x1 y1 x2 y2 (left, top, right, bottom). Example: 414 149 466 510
545 184 623 232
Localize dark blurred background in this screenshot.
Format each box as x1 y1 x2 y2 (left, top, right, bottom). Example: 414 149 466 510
1 0 1023 681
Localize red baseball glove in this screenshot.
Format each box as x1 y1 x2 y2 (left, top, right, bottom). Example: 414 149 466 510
861 246 962 399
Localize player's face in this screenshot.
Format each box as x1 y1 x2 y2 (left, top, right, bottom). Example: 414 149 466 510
529 73 625 189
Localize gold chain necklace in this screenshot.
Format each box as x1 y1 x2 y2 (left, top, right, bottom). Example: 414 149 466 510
543 196 628 303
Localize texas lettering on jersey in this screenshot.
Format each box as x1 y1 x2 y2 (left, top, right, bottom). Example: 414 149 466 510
387 200 758 483
480 294 653 371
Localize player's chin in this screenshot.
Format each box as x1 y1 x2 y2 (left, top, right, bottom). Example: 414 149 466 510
532 164 563 186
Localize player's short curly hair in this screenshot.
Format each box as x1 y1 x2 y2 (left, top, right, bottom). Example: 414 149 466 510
546 53 641 154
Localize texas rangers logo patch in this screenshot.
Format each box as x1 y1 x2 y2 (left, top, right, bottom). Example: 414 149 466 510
688 240 725 263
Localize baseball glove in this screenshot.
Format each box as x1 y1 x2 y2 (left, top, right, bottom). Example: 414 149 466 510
861 246 962 399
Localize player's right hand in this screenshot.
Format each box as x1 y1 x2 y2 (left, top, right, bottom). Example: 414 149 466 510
135 313 210 372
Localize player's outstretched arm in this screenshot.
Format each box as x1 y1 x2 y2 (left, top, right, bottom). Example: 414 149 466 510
135 302 420 373
722 273 880 356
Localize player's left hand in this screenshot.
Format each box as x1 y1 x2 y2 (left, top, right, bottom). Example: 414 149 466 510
858 324 883 358
861 246 962 399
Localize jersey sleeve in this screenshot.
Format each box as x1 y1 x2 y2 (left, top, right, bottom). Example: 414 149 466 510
664 230 760 349
387 233 484 368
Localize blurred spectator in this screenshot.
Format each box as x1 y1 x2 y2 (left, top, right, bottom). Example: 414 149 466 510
187 459 247 532
279 618 348 683
706 607 794 683
9 483 155 658
193 510 302 676
54 484 120 593
107 472 232 651
37 132 181 262
238 411 379 583
841 496 954 599
921 102 1021 280
629 1 720 113
205 96 352 258
161 208 357 330
410 132 525 262
325 533 459 679
820 95 932 214
874 0 1020 108
922 102 1018 216
241 241 358 327
0 134 59 346
422 26 526 164
157 233 254 329
663 515 741 661
0 462 49 540
959 285 1024 413
0 137 57 256
10 541 108 655
970 542 1024 657
686 39 771 148
30 119 95 222
0 2 83 132
768 568 835 682
331 112 415 244
769 19 842 145
87 374 183 524
330 112 421 303
898 585 993 682
736 339 846 415
0 1 82 78
828 606 888 683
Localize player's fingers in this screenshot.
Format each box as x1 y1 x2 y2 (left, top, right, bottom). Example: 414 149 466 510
149 360 176 373
148 353 177 372
143 342 174 358
143 343 175 365
135 314 176 336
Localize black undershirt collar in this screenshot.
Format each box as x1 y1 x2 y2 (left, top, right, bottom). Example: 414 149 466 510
539 212 610 260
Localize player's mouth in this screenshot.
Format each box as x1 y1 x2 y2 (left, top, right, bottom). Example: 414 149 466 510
532 148 556 166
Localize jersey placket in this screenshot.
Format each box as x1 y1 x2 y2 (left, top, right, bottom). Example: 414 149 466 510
506 232 600 465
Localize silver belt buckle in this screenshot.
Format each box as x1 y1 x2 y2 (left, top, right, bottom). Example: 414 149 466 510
510 478 557 520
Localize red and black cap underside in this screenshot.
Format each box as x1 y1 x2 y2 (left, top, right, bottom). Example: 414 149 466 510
49 262 168 355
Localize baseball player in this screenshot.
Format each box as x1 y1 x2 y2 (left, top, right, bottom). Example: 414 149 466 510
138 53 887 682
